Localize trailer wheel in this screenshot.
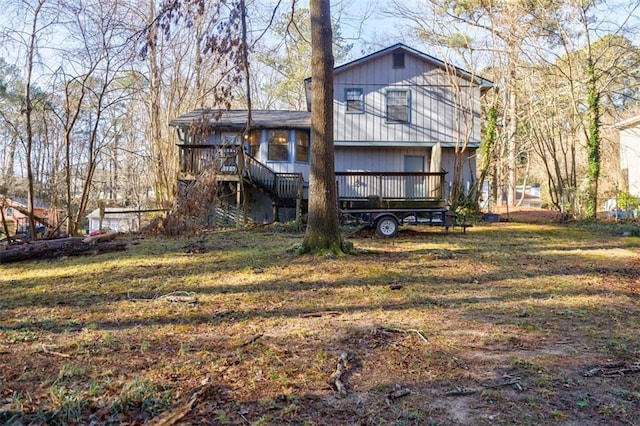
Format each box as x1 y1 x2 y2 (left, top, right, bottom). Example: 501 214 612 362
375 216 399 237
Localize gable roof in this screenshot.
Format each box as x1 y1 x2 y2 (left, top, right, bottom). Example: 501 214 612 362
7 196 50 209
169 109 310 130
305 43 494 90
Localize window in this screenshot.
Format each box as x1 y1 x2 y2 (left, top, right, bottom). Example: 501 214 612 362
386 89 410 123
267 130 289 161
247 130 260 157
295 131 309 163
393 52 405 68
345 88 364 113
6 207 12 217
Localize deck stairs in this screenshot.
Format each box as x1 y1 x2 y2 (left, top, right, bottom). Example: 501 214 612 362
217 148 303 208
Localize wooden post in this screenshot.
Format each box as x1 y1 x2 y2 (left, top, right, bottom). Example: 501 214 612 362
236 182 242 226
296 175 303 222
243 182 250 224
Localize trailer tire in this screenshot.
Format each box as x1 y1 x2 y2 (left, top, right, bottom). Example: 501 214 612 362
375 216 399 237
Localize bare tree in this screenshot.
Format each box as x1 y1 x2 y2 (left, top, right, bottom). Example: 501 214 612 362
0 0 57 238
522 2 640 217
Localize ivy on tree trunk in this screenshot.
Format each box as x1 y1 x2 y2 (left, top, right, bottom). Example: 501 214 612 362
585 62 600 219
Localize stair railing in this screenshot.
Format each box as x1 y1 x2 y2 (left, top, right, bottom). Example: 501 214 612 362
242 152 303 200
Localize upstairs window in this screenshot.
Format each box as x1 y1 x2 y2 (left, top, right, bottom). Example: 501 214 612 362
386 89 410 123
393 52 405 68
345 88 364 113
267 130 289 161
6 207 13 217
295 131 309 163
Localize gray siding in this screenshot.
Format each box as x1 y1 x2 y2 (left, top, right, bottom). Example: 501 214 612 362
333 52 481 146
335 146 477 199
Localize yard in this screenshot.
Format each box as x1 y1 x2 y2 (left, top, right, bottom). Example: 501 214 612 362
1 215 639 425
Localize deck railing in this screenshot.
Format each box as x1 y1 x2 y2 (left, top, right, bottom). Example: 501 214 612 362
179 145 303 201
335 171 446 201
275 173 304 199
243 154 303 200
244 153 276 188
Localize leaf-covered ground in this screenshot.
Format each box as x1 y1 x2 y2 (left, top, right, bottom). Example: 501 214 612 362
1 214 639 425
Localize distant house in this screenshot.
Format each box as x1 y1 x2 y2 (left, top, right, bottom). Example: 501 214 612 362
1 197 57 237
86 208 139 234
170 43 493 223
617 115 640 196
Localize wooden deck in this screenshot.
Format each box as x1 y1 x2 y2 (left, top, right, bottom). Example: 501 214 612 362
335 171 447 210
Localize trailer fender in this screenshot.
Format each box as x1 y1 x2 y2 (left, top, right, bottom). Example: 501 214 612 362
374 214 399 237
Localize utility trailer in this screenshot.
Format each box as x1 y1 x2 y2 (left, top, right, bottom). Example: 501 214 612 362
336 171 469 237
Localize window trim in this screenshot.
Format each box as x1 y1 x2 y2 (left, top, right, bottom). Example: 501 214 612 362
385 89 411 123
344 87 364 114
267 129 290 162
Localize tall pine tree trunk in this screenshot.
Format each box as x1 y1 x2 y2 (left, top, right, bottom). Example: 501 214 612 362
302 0 344 254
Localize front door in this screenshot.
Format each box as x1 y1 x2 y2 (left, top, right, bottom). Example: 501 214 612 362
404 156 425 199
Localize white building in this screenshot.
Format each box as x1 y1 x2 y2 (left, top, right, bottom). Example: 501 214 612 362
617 115 640 196
86 208 139 234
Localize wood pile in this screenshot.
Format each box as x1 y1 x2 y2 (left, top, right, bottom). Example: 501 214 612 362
0 232 126 263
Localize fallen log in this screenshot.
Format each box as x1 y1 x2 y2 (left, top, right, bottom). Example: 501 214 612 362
82 231 118 244
0 237 127 263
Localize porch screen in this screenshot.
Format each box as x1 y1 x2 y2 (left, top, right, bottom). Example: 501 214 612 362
268 130 289 161
386 89 409 123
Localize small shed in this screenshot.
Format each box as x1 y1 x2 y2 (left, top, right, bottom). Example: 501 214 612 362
86 208 139 234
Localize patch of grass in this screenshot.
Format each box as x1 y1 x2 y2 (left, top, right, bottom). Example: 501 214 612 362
46 385 92 425
111 377 173 417
2 225 640 424
576 220 640 237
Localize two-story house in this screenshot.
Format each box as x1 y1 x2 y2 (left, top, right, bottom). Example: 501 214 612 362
170 43 493 226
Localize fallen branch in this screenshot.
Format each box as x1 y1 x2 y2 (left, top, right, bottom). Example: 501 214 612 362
82 231 118 244
445 386 478 396
158 291 198 304
386 386 411 402
584 362 640 377
40 344 71 358
329 351 349 396
376 326 429 343
446 377 523 396
300 311 341 318
239 333 264 347
148 378 213 426
128 291 198 304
